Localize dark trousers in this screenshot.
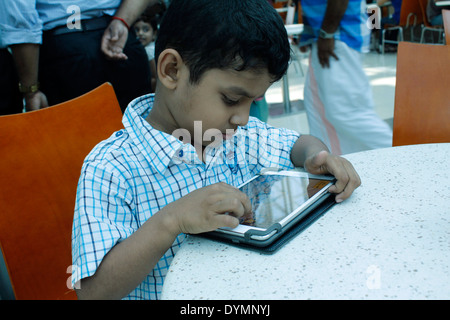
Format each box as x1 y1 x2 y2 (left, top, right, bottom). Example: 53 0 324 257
40 24 151 113
0 49 23 115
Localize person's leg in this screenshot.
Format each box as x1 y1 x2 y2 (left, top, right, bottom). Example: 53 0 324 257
0 49 23 115
40 26 151 112
303 41 392 155
39 29 108 106
430 14 443 26
105 28 151 112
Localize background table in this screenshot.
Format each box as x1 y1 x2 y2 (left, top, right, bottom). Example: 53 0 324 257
436 1 450 7
162 144 450 300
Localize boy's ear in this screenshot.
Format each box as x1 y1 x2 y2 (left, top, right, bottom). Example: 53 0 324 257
157 49 184 90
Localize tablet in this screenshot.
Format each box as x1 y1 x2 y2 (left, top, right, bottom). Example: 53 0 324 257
203 169 336 247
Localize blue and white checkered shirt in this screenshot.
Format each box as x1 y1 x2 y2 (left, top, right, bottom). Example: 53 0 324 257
71 94 300 299
300 0 370 53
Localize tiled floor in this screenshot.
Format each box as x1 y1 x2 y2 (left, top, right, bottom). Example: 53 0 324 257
265 45 397 135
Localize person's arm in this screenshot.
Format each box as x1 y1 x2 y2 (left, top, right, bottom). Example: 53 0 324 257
9 44 48 111
317 0 349 68
101 0 159 60
0 1 48 110
75 182 250 300
290 135 361 203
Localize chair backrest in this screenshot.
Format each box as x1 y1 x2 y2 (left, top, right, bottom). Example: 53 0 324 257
443 9 450 44
0 82 123 299
418 0 435 27
273 0 289 23
297 1 303 24
273 0 303 26
399 0 423 26
393 42 450 146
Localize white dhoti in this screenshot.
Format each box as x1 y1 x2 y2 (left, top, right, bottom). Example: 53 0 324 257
304 40 392 155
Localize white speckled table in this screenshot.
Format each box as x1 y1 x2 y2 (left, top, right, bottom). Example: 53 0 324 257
162 144 450 300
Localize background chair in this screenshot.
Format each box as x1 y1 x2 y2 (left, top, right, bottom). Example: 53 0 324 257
272 0 305 114
392 42 450 146
380 0 423 54
0 82 123 299
418 0 445 43
273 0 289 23
443 9 450 44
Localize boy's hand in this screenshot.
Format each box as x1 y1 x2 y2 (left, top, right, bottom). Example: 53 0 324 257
304 150 361 203
168 182 252 235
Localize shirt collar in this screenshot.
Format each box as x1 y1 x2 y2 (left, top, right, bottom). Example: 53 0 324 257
123 94 247 174
123 94 185 175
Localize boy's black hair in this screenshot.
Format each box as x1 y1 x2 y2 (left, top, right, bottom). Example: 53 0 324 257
155 0 291 84
135 14 158 32
135 2 163 31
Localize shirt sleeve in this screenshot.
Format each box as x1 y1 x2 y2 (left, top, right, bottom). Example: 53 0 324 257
71 161 137 286
0 0 43 46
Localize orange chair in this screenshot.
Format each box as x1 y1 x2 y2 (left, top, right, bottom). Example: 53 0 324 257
273 0 289 23
0 83 123 299
272 0 302 24
392 42 450 146
443 9 450 44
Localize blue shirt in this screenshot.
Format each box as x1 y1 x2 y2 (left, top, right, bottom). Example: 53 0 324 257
0 0 120 46
71 94 300 300
300 0 370 52
391 0 402 24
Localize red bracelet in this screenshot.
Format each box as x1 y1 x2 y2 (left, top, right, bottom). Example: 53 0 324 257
112 16 130 30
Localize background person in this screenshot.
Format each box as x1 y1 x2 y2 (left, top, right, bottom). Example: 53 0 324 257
0 0 157 112
300 0 393 155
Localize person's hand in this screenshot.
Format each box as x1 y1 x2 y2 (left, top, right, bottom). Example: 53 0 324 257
317 37 339 68
101 20 129 60
24 91 49 111
168 182 252 235
304 150 361 203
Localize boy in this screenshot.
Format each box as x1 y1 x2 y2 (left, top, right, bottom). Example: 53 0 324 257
72 0 361 300
134 11 159 92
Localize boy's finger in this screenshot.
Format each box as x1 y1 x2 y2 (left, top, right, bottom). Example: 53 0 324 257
214 214 240 229
214 196 248 219
329 161 361 202
213 182 252 215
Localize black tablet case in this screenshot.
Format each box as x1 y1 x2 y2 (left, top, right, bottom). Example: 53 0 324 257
198 194 336 254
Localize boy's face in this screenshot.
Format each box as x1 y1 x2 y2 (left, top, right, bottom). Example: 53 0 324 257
134 21 155 47
164 66 274 149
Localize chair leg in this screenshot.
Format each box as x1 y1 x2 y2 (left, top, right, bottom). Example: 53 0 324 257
398 28 404 42
420 26 426 43
420 26 444 44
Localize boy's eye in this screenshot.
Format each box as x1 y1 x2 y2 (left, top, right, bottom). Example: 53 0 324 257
222 95 240 106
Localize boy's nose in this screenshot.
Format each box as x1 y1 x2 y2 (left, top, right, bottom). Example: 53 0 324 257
230 106 250 127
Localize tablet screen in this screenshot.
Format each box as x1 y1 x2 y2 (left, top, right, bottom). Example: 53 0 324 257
239 172 333 229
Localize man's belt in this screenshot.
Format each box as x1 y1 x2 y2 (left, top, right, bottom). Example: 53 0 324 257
45 15 111 36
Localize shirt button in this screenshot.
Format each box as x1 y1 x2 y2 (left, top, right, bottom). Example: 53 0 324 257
178 150 184 158
115 130 123 137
